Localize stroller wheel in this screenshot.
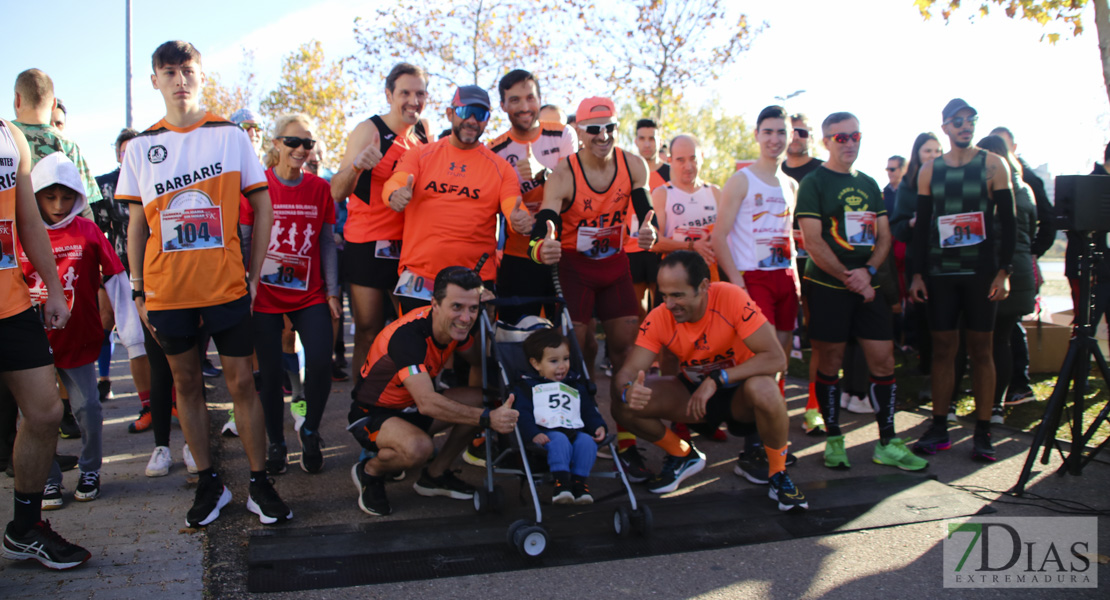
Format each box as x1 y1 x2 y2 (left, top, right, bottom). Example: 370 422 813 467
507 518 531 547
474 488 489 514
514 525 548 558
474 485 505 514
613 506 631 538
631 504 653 536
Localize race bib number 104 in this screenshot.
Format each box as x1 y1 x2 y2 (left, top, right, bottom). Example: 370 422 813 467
160 207 223 252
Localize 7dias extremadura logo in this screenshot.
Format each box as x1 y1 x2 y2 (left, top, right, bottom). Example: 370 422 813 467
943 517 1098 588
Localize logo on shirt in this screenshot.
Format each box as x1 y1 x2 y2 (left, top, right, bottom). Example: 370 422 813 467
755 193 763 207
148 145 168 164
742 301 757 322
672 203 685 215
449 162 467 173
423 180 482 200
583 198 593 212
694 333 709 351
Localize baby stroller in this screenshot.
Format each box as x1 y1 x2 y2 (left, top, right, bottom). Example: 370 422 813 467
474 269 652 558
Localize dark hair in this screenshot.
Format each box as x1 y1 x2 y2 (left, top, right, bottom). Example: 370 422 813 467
523 327 567 364
636 119 658 132
659 250 710 289
904 132 940 189
789 113 809 128
432 266 483 303
976 134 1017 173
756 105 787 128
385 62 428 92
566 114 576 125
152 41 202 72
115 128 140 151
498 69 540 103
990 126 1014 142
54 98 67 116
14 69 53 109
888 155 906 168
820 112 858 136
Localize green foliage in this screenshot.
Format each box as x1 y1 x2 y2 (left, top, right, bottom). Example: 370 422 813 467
913 0 1087 42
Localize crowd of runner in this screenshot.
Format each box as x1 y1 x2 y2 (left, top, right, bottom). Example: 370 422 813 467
0 39 1069 570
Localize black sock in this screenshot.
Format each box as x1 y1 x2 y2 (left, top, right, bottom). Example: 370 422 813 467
249 470 266 485
932 414 948 429
975 419 991 434
744 431 762 456
871 374 897 444
815 371 841 436
12 491 42 535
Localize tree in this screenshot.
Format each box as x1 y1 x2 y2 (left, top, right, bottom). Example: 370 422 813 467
914 1 1110 108
201 48 258 120
260 41 361 170
575 0 756 122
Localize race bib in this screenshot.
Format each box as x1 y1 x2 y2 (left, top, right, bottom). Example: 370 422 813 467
673 225 709 242
576 225 622 260
260 251 311 291
937 211 986 248
792 229 808 259
160 206 223 253
531 382 584 430
0 220 15 270
844 211 876 247
754 235 792 270
374 240 401 260
681 358 736 384
394 269 433 301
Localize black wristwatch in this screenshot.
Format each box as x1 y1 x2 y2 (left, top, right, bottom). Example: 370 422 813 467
132 289 145 300
866 265 877 277
478 408 491 429
708 369 725 388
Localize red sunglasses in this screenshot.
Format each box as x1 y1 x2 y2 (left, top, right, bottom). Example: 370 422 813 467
827 131 862 144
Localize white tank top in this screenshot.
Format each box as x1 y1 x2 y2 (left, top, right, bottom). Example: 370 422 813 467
663 184 717 247
726 167 795 271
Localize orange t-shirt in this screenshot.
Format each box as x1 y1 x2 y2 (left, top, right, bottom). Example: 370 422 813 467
386 138 519 282
344 117 427 244
561 148 634 260
0 122 31 319
636 282 767 383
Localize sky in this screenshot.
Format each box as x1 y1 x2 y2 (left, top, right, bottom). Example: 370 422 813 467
2 0 1106 184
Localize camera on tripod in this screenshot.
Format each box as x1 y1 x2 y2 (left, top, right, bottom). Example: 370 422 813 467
1054 174 1110 232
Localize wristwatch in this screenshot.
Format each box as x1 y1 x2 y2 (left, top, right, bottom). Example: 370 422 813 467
132 289 145 300
709 369 726 388
866 265 877 277
478 408 491 429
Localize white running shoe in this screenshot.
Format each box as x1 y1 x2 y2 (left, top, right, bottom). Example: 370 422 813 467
221 410 238 437
146 446 172 477
844 395 874 414
183 443 198 474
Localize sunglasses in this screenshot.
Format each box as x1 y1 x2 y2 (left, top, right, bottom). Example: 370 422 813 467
793 128 810 139
239 122 262 131
454 105 491 122
582 122 618 135
827 131 862 144
277 136 316 150
944 115 978 128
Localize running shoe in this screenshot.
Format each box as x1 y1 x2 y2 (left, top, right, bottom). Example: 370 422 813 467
221 409 238 437
552 472 574 504
266 442 287 476
913 423 952 455
824 435 850 469
2 520 90 570
290 398 307 432
58 410 80 439
802 408 826 436
572 476 593 505
768 471 808 512
647 446 706 494
844 395 873 414
55 454 78 472
734 450 771 485
247 477 293 525
145 446 171 477
128 406 152 434
41 483 63 511
186 474 231 528
97 380 112 402
947 404 958 423
73 471 100 502
298 428 325 474
1005 389 1035 406
616 446 653 483
331 364 349 382
201 359 222 378
872 438 928 471
352 459 391 516
413 468 475 500
183 443 197 474
991 405 1005 425
971 429 997 462
463 439 487 468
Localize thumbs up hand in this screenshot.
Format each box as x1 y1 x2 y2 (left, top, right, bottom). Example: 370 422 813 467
539 220 562 265
626 370 651 411
389 174 415 212
516 142 544 182
638 209 657 251
509 197 535 235
490 394 519 434
355 127 383 171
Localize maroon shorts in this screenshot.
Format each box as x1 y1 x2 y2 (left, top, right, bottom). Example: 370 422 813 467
559 251 639 324
744 269 799 332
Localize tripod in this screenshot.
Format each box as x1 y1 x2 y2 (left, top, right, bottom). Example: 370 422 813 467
1014 232 1110 495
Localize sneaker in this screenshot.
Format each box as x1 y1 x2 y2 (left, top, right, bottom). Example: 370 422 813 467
186 474 231 528
647 446 706 494
991 405 1005 425
201 358 222 378
844 395 873 414
947 404 958 423
913 423 952 455
971 429 997 462
145 446 172 477
97 380 112 402
734 451 771 485
74 471 100 502
617 447 653 483
2 520 91 570
1005 389 1035 406
802 408 826 436
351 459 391 516
552 472 574 504
872 438 928 471
266 442 287 476
298 429 325 473
183 444 198 474
572 475 593 505
463 439 487 468
128 407 152 434
711 427 728 442
824 435 850 469
331 363 349 382
247 477 293 524
768 471 808 512
839 391 851 409
221 409 238 437
41 483 63 510
290 398 307 432
413 468 475 500
59 411 80 439
55 454 78 472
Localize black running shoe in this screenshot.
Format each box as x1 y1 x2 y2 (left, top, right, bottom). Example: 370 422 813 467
913 423 952 455
552 472 573 504
734 451 771 485
971 429 997 462
616 446 653 483
97 380 112 402
298 429 325 474
2 520 90 570
74 471 100 502
201 359 222 378
266 442 287 475
413 468 475 500
186 473 231 528
58 411 80 440
647 446 706 494
247 477 293 524
768 471 808 512
331 364 349 382
351 459 391 516
572 475 593 505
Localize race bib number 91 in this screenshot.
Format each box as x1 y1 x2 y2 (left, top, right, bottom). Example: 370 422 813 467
844 211 876 246
531 381 584 430
260 252 310 291
937 212 986 248
576 225 622 260
160 207 223 252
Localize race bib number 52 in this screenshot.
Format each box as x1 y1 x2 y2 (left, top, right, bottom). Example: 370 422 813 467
937 212 986 248
532 381 585 430
160 207 223 252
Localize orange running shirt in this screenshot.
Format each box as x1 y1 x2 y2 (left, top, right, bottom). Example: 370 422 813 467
115 113 266 310
636 282 768 383
357 305 474 409
345 117 427 244
488 122 577 258
0 122 32 319
561 148 634 260
387 137 519 282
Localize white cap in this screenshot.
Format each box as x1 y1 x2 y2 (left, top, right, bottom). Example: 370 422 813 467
31 152 86 203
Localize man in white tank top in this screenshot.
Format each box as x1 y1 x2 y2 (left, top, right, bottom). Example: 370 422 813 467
637 135 719 267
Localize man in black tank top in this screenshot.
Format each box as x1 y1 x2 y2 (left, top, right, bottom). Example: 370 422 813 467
908 98 1016 462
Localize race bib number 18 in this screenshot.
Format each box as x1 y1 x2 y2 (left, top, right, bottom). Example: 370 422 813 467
576 225 622 260
844 211 876 246
0 220 15 270
531 382 584 430
937 211 986 248
160 207 223 252
260 252 310 291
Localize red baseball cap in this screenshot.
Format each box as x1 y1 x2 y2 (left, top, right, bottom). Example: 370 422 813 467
575 97 616 124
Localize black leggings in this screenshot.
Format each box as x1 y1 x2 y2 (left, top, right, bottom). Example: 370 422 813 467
992 313 1021 408
253 303 333 443
142 321 176 448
